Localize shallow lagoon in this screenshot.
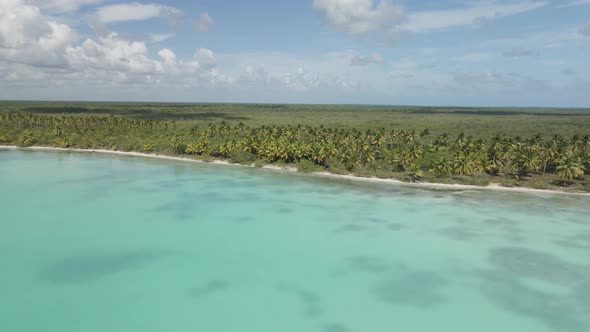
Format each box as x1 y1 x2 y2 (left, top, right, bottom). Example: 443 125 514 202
1 149 589 332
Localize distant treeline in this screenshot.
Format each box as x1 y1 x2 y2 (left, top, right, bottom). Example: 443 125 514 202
1 112 588 190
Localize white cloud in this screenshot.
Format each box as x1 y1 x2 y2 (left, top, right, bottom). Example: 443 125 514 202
0 0 77 67
66 33 159 73
158 48 176 65
30 0 110 13
96 2 182 23
238 65 359 92
312 0 404 36
503 47 535 57
195 12 214 32
350 54 384 66
150 33 175 43
580 24 590 36
194 48 216 68
219 51 364 95
401 1 548 33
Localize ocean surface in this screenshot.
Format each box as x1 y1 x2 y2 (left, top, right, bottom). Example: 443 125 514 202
1 149 589 332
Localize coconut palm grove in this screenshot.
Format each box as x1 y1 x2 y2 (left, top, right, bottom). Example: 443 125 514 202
1 109 588 191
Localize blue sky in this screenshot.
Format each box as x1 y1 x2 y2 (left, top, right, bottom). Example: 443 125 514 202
1 0 589 106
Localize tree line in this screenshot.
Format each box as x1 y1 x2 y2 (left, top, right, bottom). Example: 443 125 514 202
1 112 588 187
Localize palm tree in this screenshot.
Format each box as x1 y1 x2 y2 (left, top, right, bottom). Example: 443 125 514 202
453 154 475 176
432 157 453 177
171 135 186 154
512 149 540 176
556 155 584 182
406 163 424 182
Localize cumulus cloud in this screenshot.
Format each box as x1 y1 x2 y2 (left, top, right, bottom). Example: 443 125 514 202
195 12 214 32
350 54 384 66
230 51 364 94
66 33 160 73
193 48 216 68
30 0 109 13
313 0 547 45
503 47 535 57
401 1 548 33
64 33 222 83
96 2 182 23
238 65 359 92
0 0 77 67
150 33 175 43
312 0 404 36
157 48 176 65
0 0 233 92
579 24 590 36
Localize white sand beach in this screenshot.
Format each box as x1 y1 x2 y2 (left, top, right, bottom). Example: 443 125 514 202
1 145 588 196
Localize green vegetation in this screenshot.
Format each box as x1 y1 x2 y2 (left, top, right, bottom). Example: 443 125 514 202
1 107 589 192
1 101 589 138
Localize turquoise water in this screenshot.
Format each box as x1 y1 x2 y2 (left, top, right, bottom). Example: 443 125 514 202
1 149 589 332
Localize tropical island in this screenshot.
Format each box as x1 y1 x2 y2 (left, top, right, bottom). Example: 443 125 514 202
1 102 588 193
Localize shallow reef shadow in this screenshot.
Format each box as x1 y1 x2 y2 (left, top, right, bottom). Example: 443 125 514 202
40 249 171 284
189 280 230 299
347 256 393 274
277 283 323 318
435 226 481 241
478 246 590 331
374 271 449 308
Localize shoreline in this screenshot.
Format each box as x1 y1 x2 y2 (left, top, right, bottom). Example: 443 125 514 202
1 145 589 197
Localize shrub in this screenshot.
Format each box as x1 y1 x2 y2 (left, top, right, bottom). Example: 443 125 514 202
19 131 38 147
0 134 11 144
297 160 322 173
229 150 257 165
326 158 349 175
53 138 70 148
142 143 155 152
351 165 376 178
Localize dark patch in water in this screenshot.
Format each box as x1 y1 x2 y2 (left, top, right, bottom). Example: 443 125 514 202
387 223 407 231
436 226 480 241
478 246 590 331
336 224 367 233
375 271 449 308
479 270 588 332
277 207 294 214
348 256 390 273
233 216 255 223
40 250 170 284
368 217 387 224
554 233 590 250
189 280 230 298
487 246 590 285
277 283 323 318
483 218 515 226
153 200 200 220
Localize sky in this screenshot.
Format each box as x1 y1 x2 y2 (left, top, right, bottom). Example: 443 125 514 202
0 0 589 107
